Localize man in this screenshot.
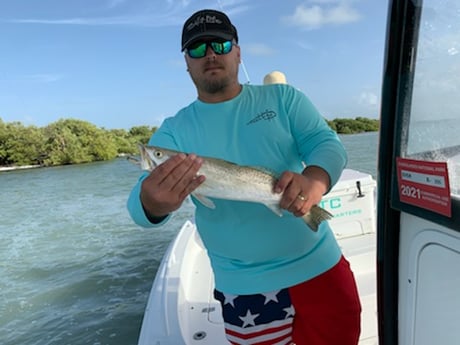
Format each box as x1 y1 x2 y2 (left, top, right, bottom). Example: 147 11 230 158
128 9 361 345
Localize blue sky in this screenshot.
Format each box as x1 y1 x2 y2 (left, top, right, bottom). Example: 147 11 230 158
0 0 388 130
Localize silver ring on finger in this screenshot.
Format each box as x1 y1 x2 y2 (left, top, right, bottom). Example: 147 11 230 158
297 193 306 201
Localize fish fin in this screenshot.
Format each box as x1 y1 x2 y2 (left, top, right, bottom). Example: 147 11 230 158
265 203 283 217
193 194 216 209
302 205 334 232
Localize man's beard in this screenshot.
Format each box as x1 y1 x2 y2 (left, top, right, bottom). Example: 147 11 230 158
200 75 230 94
191 62 234 94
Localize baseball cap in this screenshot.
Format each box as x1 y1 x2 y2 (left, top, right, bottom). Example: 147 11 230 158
181 9 238 51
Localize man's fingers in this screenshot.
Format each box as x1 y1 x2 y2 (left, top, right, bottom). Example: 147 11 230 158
274 171 293 194
276 171 306 210
276 171 316 217
140 153 205 217
293 199 312 217
179 174 206 199
151 153 187 184
151 153 202 193
170 155 204 195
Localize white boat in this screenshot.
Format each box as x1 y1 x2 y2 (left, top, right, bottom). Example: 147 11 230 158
138 2 460 343
137 169 379 345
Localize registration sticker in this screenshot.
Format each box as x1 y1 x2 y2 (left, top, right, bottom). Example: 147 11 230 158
396 157 451 217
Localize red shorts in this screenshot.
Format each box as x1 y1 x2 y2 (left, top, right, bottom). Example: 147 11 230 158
214 256 361 345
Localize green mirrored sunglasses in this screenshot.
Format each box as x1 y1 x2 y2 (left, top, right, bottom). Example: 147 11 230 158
186 40 233 59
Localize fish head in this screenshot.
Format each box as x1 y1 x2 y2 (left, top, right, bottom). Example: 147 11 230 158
138 145 176 171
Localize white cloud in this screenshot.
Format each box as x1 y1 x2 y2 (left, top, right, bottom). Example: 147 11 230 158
8 15 178 27
282 1 361 30
106 0 127 9
6 1 183 27
244 43 276 56
295 41 315 50
12 74 64 83
5 0 253 28
358 91 379 108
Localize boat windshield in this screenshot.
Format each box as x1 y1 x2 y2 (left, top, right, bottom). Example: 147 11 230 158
403 0 460 198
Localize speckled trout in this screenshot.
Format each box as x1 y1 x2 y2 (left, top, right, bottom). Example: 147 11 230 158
138 145 333 231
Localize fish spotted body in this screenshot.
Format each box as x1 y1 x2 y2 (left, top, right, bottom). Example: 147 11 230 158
138 145 333 231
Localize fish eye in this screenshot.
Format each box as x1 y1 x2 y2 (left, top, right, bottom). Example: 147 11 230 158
154 151 163 158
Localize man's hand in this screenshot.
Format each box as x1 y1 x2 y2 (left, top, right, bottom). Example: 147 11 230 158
140 153 205 219
274 166 330 217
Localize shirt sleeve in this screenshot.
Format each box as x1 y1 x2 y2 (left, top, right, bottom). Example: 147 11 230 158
285 86 348 190
126 120 177 228
126 171 172 228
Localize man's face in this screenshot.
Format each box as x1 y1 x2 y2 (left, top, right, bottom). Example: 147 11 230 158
184 39 241 95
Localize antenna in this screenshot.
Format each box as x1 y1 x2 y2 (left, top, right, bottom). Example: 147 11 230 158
240 60 251 84
216 0 251 84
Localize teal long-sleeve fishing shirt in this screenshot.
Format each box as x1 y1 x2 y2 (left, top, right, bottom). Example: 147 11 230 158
127 83 347 295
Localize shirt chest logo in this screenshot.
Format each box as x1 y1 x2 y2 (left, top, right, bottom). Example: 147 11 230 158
246 110 277 125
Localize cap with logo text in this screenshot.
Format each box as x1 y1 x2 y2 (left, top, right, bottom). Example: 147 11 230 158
181 9 238 51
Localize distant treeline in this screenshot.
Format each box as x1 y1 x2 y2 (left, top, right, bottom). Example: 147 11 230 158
0 116 378 167
326 117 379 134
0 118 154 167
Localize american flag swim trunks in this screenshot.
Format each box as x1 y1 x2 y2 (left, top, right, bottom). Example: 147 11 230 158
214 288 295 345
213 256 361 345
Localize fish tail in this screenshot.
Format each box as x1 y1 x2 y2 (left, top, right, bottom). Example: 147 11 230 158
302 205 333 232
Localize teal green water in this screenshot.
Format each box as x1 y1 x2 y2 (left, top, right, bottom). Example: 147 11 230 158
0 132 378 345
